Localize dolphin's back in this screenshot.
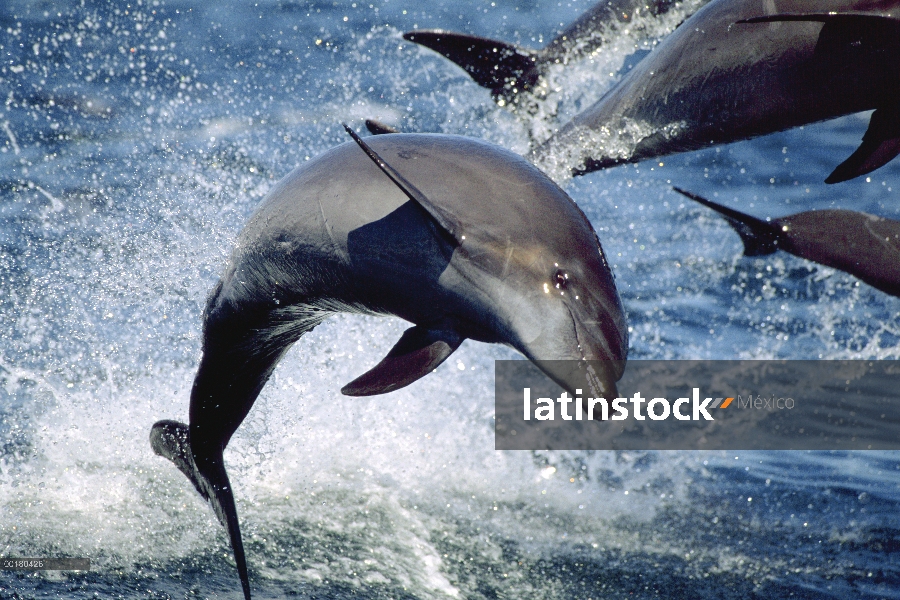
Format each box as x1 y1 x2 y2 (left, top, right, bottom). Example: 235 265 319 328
241 134 588 247
218 134 609 313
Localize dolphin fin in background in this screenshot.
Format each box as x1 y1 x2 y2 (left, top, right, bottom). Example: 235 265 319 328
343 123 465 243
736 12 900 26
735 13 900 183
341 325 464 396
673 187 778 256
827 105 900 184
365 119 401 135
151 420 252 600
402 30 539 100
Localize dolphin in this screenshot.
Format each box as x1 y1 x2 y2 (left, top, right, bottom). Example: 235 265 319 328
529 0 900 182
674 187 900 296
150 127 627 599
404 0 900 182
403 0 707 110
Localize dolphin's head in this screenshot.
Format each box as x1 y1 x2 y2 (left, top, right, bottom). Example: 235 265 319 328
453 219 628 398
340 128 628 398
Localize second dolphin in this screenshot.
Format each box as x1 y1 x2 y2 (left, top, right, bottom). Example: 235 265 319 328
675 187 900 296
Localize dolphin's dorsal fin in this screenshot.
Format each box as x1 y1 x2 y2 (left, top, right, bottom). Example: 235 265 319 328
673 187 779 256
341 325 463 396
365 119 401 135
735 13 900 183
737 12 900 26
151 420 253 600
402 30 539 101
826 106 900 184
343 123 464 243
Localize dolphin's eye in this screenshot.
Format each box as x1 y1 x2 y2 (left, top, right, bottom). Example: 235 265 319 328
554 270 569 289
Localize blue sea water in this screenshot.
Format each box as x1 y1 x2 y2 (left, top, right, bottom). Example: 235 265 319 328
1 0 899 598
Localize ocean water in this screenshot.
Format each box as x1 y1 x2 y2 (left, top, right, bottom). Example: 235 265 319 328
1 0 899 598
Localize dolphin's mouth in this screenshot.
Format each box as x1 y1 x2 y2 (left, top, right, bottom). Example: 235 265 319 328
564 302 590 362
561 302 624 397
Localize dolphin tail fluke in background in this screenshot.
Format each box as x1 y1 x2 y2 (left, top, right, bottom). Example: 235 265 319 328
826 105 900 184
365 119 401 135
150 420 253 600
673 187 778 256
342 325 464 396
402 30 539 101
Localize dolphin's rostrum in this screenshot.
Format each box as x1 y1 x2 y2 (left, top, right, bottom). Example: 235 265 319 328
151 128 628 598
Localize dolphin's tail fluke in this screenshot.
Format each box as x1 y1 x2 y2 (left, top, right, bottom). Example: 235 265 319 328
151 420 252 600
150 421 204 498
402 30 539 103
673 187 779 256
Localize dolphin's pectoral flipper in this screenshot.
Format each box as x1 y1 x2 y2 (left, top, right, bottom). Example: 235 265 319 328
402 30 539 101
365 119 401 135
150 419 252 600
673 187 778 256
827 105 900 184
341 325 464 396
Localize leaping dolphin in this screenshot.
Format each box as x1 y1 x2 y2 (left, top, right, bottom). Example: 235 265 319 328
150 127 627 599
531 0 900 182
405 0 900 183
674 187 900 296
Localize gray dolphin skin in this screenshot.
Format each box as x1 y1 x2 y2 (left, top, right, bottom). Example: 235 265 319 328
150 128 627 599
531 0 900 181
402 0 706 109
674 187 900 296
